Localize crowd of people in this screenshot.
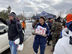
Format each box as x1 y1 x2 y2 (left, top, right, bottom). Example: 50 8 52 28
32 14 71 54
53 14 72 54
0 11 72 54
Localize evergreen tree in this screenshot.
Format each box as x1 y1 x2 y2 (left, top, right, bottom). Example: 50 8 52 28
7 6 11 14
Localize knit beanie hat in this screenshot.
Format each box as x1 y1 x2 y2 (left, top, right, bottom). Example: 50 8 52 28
9 12 16 18
36 17 39 19
66 14 72 23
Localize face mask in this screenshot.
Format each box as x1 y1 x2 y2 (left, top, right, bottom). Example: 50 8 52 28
37 20 39 22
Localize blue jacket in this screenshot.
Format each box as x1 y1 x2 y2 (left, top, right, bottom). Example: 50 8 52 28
66 21 72 31
34 22 50 44
60 31 62 39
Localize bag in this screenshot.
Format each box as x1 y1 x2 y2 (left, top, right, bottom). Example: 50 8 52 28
17 44 24 51
14 38 20 44
16 22 24 44
14 34 24 44
20 31 24 44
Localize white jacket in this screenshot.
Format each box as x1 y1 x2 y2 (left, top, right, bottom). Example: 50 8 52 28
53 28 72 54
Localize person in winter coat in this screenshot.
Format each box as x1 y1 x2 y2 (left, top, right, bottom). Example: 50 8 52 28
33 16 50 54
53 14 72 54
47 18 52 46
62 19 66 27
33 17 39 28
51 18 62 52
0 12 23 54
21 21 26 32
47 18 52 29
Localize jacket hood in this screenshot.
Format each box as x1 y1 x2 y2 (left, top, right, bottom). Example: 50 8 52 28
66 14 72 23
10 18 19 23
62 28 72 37
66 21 72 31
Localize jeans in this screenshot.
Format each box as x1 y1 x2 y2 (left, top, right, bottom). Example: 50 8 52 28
9 41 18 54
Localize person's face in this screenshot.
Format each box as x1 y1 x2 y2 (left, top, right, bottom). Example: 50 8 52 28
39 18 45 24
9 16 14 20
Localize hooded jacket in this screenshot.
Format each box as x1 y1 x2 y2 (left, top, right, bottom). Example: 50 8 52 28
34 22 50 44
0 18 23 44
53 28 72 54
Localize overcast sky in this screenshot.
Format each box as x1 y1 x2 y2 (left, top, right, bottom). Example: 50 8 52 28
0 0 72 17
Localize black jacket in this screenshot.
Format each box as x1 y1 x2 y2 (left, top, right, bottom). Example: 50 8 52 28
47 21 52 29
0 18 23 44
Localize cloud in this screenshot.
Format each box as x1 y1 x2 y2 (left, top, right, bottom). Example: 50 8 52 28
51 1 72 11
0 0 72 17
0 0 22 14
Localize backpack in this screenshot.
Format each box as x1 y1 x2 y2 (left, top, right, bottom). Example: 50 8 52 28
16 21 24 44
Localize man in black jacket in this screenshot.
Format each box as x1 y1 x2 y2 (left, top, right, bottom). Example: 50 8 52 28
47 18 52 46
0 12 23 54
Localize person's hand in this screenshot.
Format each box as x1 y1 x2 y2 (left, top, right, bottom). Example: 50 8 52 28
44 34 47 37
